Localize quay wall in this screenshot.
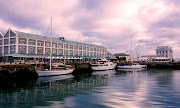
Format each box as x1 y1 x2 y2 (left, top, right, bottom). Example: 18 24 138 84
146 62 180 69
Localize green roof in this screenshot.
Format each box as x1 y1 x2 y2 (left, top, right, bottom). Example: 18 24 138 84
15 31 106 48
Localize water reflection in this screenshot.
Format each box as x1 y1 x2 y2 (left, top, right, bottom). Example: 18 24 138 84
0 69 180 107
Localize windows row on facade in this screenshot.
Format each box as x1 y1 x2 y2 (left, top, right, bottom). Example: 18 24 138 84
1 46 106 57
0 38 107 53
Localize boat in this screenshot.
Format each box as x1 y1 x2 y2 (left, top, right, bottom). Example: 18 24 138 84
116 63 147 69
36 17 74 77
91 58 116 71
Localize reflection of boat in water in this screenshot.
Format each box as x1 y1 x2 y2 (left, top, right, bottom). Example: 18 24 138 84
36 74 74 84
92 70 116 78
91 59 116 71
116 68 146 73
117 63 147 69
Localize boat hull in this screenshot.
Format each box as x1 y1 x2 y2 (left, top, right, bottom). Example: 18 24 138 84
36 69 75 77
91 64 116 71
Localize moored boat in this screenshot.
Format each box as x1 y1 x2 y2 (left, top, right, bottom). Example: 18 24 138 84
116 63 147 69
91 59 116 71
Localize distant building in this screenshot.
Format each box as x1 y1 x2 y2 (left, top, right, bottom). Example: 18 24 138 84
107 52 116 60
156 46 173 60
139 46 173 62
0 29 107 63
114 53 130 62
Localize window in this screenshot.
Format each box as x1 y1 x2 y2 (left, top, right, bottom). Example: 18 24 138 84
87 52 89 56
75 50 78 56
53 49 57 55
75 45 78 50
102 49 104 52
4 46 8 54
58 43 63 48
11 46 15 51
10 31 16 37
45 48 50 55
52 43 57 47
46 42 51 47
0 40 2 45
70 50 73 56
65 44 68 49
29 46 35 54
58 49 63 55
70 45 73 49
79 46 82 50
64 50 68 55
37 47 43 54
79 51 82 56
4 39 9 45
94 48 96 51
10 46 16 54
90 52 93 56
19 46 26 53
19 38 26 44
94 52 96 57
10 38 16 44
37 41 44 46
29 39 35 45
90 47 93 51
87 47 89 51
83 46 86 50
83 51 86 56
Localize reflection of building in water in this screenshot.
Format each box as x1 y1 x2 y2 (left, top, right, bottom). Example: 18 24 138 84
0 75 108 107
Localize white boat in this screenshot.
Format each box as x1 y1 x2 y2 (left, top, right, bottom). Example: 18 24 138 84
36 69 75 77
117 63 147 69
91 59 116 71
36 17 74 77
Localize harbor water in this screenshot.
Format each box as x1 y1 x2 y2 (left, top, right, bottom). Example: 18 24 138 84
0 69 180 108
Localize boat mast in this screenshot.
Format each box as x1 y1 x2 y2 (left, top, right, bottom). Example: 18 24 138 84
50 17 53 70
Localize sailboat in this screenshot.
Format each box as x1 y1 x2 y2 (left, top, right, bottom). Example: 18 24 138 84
116 38 147 69
36 17 75 77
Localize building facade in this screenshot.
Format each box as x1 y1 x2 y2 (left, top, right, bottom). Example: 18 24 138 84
156 46 173 60
0 29 107 63
139 46 173 62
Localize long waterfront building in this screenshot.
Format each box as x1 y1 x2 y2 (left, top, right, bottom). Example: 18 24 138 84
0 29 107 63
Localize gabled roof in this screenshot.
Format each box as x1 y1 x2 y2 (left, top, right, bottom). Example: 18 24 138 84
15 31 106 48
114 53 129 56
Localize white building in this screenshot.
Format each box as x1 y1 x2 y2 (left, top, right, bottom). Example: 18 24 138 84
139 46 173 62
156 46 173 60
0 29 107 63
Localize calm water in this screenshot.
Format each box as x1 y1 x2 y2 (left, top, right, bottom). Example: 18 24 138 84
0 69 180 108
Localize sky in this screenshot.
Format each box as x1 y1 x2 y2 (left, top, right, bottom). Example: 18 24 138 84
0 0 180 58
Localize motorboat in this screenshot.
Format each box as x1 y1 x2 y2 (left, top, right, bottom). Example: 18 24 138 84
116 63 147 69
91 59 116 71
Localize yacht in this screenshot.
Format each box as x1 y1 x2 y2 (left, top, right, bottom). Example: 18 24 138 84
36 63 75 77
91 59 116 71
36 17 74 77
116 63 147 69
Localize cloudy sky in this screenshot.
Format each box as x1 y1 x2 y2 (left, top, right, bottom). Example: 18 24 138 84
0 0 180 58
